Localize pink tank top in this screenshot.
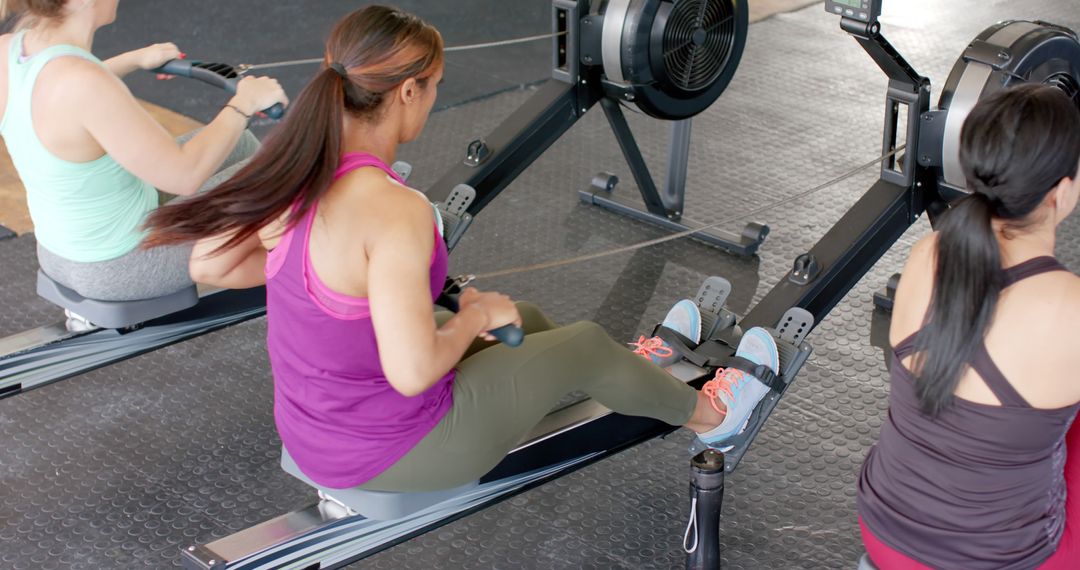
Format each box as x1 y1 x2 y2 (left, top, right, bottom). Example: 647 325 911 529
266 153 454 489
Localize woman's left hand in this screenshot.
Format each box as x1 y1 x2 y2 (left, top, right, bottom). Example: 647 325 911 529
132 42 184 72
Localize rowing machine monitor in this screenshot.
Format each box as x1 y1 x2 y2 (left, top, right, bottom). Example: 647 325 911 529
824 0 881 24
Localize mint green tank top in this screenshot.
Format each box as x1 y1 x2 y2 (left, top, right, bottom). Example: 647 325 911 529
0 31 158 262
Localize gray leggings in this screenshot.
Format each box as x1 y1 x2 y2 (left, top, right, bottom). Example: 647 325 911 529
37 130 259 301
360 302 699 493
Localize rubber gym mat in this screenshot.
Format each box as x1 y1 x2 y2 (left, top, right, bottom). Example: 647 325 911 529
97 0 553 127
0 235 63 338
1 1 1079 569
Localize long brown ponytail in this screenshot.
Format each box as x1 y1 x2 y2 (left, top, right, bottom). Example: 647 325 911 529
143 5 443 251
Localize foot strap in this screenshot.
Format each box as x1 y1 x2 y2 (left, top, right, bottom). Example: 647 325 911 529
714 355 782 393
653 325 783 392
654 325 705 363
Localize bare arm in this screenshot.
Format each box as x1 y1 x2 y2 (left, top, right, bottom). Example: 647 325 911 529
47 58 285 196
188 232 267 289
103 43 179 78
889 233 937 347
367 193 517 397
187 215 289 289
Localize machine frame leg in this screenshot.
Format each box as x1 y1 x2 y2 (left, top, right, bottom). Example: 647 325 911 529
578 99 769 257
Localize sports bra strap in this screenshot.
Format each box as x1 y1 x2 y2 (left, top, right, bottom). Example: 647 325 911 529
968 344 1031 407
335 152 406 185
893 335 1032 407
891 256 1070 408
1001 256 1068 287
893 331 918 360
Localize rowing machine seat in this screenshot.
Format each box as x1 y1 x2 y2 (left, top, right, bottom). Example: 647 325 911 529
280 446 478 521
36 270 198 329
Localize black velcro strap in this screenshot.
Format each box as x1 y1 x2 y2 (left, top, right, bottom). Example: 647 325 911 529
654 325 708 367
653 326 785 393
719 355 784 393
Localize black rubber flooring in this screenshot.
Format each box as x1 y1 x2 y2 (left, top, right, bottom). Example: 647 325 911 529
92 0 552 126
2 1 1080 569
0 235 62 337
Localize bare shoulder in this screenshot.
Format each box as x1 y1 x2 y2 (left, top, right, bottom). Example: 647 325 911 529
1058 271 1080 323
907 232 938 266
896 232 938 294
38 52 112 79
333 167 434 234
997 265 1080 360
35 53 120 102
888 232 938 344
1012 271 1080 404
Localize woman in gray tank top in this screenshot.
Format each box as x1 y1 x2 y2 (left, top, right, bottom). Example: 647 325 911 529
857 84 1080 569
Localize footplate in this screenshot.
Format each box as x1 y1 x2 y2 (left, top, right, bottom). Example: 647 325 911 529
435 184 476 252
691 308 814 472
695 276 736 340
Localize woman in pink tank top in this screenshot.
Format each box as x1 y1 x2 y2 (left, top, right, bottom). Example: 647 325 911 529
143 6 769 493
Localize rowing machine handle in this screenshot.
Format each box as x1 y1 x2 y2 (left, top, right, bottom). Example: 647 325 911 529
153 60 285 120
487 323 525 347
440 295 525 347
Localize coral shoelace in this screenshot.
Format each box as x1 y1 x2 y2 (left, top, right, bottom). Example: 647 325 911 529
702 368 746 414
629 335 673 360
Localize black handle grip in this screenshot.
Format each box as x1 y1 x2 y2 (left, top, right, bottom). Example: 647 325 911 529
438 295 524 348
259 102 286 120
222 77 285 120
152 60 285 120
488 324 525 347
154 59 195 78
154 60 231 89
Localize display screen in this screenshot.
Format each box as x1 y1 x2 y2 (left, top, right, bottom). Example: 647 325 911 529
825 0 879 23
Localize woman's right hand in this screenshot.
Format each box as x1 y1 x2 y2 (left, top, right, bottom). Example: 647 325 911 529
459 287 522 339
231 76 289 116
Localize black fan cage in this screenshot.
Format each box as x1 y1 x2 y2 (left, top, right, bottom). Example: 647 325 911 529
661 0 738 91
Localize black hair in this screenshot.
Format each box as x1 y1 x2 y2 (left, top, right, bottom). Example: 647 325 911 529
913 83 1080 416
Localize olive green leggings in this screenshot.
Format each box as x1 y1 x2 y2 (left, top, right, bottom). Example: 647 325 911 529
360 302 699 492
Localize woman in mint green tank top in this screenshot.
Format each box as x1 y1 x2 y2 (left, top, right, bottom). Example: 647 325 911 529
0 0 288 302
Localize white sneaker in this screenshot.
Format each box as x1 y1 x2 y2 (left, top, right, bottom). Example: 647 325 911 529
629 299 702 367
64 309 96 332
696 327 780 450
